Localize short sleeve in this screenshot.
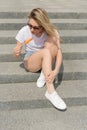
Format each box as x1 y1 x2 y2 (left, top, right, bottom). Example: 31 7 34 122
15 27 25 43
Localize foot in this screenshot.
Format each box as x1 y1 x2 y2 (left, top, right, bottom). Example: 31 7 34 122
36 71 46 88
45 91 67 110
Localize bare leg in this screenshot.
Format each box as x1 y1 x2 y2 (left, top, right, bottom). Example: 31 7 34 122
41 42 58 93
24 43 67 110
42 48 55 93
24 43 58 93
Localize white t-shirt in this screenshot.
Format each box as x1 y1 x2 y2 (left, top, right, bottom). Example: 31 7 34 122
16 25 48 52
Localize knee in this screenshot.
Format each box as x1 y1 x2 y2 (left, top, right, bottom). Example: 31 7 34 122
43 48 52 57
44 43 58 58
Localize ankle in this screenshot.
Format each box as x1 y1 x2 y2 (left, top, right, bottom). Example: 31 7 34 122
47 89 55 94
47 84 55 94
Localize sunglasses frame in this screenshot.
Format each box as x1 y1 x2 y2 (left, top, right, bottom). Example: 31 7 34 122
28 23 41 30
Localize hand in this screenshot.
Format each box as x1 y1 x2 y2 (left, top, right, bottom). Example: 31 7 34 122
13 43 22 58
45 70 57 84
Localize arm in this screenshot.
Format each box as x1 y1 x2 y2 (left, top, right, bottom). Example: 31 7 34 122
47 35 62 84
44 34 62 83
54 48 62 75
54 31 62 75
14 26 26 58
13 41 22 58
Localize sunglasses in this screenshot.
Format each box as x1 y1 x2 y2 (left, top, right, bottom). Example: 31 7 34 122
28 23 41 30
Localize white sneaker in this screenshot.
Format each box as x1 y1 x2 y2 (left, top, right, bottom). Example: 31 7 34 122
36 71 46 88
45 91 67 110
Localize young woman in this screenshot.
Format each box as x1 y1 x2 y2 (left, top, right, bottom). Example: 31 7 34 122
14 8 67 110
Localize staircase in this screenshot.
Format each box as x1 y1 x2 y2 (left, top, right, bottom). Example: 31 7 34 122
0 1 87 130
0 12 87 83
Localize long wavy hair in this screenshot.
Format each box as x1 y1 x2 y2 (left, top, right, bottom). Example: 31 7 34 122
28 8 59 39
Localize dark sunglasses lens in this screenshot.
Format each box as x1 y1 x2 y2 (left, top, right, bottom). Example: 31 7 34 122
34 27 40 30
28 24 40 30
29 24 32 28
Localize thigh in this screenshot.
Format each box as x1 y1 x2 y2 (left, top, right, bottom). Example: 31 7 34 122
44 41 58 58
24 49 44 72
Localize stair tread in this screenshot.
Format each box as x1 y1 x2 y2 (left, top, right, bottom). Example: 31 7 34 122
0 60 87 74
0 19 87 23
0 80 87 102
0 0 87 13
0 44 87 55
0 30 87 37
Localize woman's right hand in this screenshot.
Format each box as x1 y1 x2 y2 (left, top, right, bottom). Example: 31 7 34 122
13 42 22 58
45 70 57 84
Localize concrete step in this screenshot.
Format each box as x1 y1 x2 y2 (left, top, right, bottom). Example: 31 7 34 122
1 30 87 37
0 80 87 106
0 0 87 13
1 18 87 23
0 19 87 30
0 30 87 44
0 80 87 130
0 43 87 62
0 60 87 84
0 106 86 130
0 12 87 19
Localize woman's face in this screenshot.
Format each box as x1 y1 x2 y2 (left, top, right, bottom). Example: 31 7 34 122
28 18 43 36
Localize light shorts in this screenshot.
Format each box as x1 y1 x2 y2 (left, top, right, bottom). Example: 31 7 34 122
24 51 34 61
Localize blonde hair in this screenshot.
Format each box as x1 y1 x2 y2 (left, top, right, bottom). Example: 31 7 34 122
28 8 58 38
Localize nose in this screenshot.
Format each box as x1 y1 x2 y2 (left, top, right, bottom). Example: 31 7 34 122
30 27 35 33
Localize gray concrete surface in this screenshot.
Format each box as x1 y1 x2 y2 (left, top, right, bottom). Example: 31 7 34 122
0 106 86 130
0 60 87 84
0 0 87 12
0 81 87 130
0 0 87 130
0 80 87 104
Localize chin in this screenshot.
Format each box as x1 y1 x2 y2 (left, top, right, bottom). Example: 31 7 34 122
31 31 34 34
